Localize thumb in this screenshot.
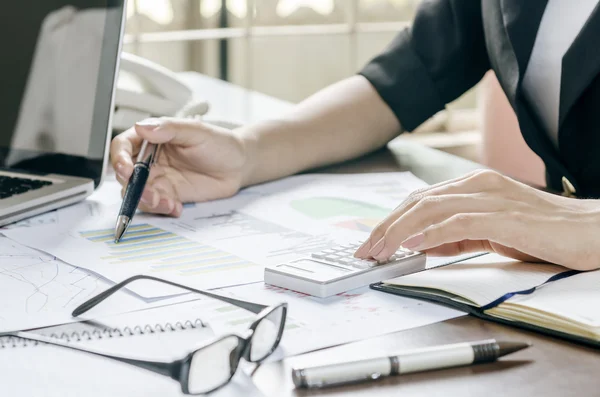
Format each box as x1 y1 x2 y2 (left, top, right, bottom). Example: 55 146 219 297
134 118 210 147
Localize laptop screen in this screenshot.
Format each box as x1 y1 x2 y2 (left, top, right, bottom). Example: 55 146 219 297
0 1 125 186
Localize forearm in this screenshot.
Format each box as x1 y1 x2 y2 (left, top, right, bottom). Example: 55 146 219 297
240 75 402 187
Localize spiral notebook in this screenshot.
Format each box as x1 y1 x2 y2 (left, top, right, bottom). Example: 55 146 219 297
0 299 217 360
0 318 206 348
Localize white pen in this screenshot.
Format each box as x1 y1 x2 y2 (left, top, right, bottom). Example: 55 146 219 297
292 339 531 389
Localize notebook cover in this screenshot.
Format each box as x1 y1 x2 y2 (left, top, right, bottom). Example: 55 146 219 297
370 282 600 349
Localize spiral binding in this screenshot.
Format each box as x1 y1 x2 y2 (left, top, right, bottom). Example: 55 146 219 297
0 318 205 348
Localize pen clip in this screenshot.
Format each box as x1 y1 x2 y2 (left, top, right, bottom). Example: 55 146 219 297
136 141 161 166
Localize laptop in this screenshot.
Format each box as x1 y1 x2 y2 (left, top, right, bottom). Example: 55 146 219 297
0 1 126 226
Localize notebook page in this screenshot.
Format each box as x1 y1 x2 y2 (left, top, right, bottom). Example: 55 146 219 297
26 297 217 359
383 254 567 307
499 270 600 328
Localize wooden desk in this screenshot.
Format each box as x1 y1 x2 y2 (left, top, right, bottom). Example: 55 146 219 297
252 139 600 397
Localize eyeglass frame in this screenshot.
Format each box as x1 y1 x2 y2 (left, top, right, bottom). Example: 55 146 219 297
10 275 288 395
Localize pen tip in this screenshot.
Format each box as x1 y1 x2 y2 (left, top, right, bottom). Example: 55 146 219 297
497 341 532 357
114 215 130 244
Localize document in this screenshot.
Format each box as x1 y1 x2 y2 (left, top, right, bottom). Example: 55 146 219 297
215 282 463 358
4 172 431 298
240 172 427 241
0 236 169 333
2 179 266 298
3 178 259 232
3 219 265 298
71 280 461 360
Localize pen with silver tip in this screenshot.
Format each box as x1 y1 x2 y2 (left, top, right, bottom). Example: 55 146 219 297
114 140 160 243
292 339 531 389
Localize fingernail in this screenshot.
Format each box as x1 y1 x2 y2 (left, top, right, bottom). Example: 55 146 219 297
115 163 126 180
174 202 183 217
165 198 175 213
135 118 162 129
140 189 157 207
368 239 386 257
354 240 371 258
402 233 425 250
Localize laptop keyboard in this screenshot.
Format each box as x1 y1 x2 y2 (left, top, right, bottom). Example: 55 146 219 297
0 176 52 199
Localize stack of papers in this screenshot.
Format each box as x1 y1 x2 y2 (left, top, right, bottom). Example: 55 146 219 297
1 172 465 365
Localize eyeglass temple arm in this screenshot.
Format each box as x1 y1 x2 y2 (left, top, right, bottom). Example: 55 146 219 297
14 331 181 381
72 275 268 317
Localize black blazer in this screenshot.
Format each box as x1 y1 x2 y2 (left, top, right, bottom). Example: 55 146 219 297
360 0 600 198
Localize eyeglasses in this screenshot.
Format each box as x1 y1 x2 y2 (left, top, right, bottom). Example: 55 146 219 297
13 275 287 395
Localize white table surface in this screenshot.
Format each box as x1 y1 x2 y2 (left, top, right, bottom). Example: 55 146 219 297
179 72 294 127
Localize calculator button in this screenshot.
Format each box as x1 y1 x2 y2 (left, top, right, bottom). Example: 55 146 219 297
311 252 327 259
337 258 354 266
352 260 377 269
321 249 336 255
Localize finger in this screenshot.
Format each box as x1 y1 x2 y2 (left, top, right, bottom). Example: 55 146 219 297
121 185 159 209
355 170 497 258
119 178 182 218
111 128 143 181
368 194 517 260
148 176 184 217
115 172 127 187
134 118 226 147
154 197 183 217
127 191 183 217
146 163 167 185
400 213 514 253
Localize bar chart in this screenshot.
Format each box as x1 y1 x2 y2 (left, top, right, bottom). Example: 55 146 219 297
79 223 255 276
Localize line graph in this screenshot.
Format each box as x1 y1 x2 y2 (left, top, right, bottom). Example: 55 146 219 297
80 223 255 276
0 236 135 332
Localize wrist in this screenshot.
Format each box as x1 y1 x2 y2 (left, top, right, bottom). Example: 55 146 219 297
237 126 260 188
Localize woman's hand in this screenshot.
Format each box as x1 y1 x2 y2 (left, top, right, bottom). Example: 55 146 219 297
110 118 254 217
354 170 600 271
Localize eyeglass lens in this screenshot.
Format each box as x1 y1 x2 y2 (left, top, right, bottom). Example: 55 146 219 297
187 335 241 394
186 306 285 394
249 306 285 362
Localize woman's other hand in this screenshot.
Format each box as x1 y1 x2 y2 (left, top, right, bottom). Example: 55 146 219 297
355 170 600 271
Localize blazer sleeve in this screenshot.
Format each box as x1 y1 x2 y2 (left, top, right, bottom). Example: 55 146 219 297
359 0 490 131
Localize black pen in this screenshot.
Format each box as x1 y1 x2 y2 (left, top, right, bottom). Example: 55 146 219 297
114 140 161 243
292 339 531 389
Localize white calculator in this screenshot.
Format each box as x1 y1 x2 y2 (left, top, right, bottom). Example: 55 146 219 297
264 242 426 298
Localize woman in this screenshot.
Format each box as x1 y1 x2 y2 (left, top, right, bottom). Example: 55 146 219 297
111 0 600 271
